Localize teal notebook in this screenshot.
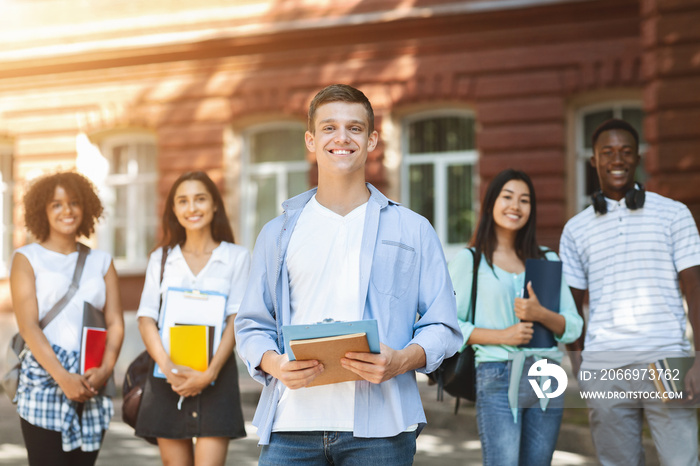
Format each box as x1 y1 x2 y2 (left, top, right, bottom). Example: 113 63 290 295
283 319 380 360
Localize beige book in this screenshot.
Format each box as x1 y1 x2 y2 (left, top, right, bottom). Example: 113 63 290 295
289 332 370 387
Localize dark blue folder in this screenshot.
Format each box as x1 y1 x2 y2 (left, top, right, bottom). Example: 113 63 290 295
519 259 562 348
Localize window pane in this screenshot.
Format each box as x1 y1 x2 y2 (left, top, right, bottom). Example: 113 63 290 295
583 110 614 149
114 185 128 222
114 227 126 258
288 170 309 198
447 164 474 244
135 143 157 173
111 145 129 174
253 174 277 237
408 117 475 154
138 182 157 254
621 108 645 144
409 164 434 225
251 129 306 163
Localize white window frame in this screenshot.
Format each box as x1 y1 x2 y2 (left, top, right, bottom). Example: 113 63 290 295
575 102 646 213
240 122 310 250
400 110 479 260
97 133 158 272
0 142 13 275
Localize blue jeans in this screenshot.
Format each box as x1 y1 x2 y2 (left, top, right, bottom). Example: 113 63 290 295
476 361 564 466
259 431 416 466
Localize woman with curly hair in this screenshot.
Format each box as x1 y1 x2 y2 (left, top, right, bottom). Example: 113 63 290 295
135 171 248 465
10 171 124 466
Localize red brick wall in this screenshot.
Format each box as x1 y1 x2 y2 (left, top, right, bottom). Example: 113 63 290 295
642 0 700 222
0 0 672 307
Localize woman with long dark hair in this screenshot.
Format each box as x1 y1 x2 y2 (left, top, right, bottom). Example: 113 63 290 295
450 169 582 465
135 171 248 465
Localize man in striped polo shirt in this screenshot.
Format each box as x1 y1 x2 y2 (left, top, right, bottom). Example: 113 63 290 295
560 118 700 466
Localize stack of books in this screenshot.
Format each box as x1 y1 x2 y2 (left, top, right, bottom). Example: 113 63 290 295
648 357 694 402
289 332 370 387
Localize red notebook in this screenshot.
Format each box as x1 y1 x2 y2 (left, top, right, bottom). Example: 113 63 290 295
80 327 107 374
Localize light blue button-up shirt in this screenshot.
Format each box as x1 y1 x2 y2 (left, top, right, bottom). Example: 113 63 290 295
235 184 462 445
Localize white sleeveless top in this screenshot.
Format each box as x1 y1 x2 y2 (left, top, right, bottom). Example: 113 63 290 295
14 243 112 353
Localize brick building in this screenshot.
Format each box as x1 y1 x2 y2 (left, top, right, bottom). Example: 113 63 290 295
0 0 698 310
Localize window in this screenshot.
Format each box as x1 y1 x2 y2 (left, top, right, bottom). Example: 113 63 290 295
0 142 13 273
575 104 646 213
401 112 478 259
241 123 309 249
98 134 158 270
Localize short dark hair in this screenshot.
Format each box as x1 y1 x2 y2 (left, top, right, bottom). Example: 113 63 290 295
591 118 639 151
308 84 374 133
159 171 234 249
23 171 103 242
470 169 543 265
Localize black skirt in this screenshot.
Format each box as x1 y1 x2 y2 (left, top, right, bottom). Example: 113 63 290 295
134 354 246 440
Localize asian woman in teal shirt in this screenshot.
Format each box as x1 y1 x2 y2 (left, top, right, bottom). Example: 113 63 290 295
449 169 582 466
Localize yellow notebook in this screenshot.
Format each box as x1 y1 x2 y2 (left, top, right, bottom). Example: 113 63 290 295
170 325 209 372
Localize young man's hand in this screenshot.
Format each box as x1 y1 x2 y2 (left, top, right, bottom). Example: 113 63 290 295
260 350 324 389
341 343 425 384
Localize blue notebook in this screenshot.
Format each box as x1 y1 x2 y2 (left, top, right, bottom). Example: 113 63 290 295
519 259 562 349
283 319 380 360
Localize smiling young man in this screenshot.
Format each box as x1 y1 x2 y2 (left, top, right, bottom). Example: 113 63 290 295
234 84 462 464
560 119 700 466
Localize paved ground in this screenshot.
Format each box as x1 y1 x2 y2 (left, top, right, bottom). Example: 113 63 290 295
0 373 599 465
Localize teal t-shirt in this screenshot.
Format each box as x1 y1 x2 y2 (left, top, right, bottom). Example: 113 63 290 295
448 248 583 365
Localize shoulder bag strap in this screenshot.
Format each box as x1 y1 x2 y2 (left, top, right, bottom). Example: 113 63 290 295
156 246 169 328
467 247 480 325
160 246 168 286
37 242 90 330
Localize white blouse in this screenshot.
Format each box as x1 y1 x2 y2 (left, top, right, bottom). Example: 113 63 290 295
14 243 112 353
136 242 250 322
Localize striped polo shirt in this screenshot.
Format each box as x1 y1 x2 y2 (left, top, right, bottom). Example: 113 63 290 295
560 192 700 368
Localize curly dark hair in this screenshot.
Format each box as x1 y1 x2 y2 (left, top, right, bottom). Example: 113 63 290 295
23 171 104 242
159 171 234 249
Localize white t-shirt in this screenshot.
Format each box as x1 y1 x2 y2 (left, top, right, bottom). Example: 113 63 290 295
560 192 700 368
272 195 367 432
14 243 112 353
136 242 251 322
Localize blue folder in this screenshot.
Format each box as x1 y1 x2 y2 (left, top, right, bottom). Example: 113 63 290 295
283 319 381 360
519 259 562 349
